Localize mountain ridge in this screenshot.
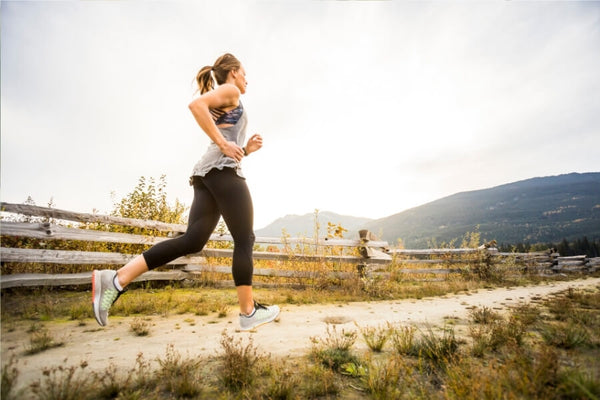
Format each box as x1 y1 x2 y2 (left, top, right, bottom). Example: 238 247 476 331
256 172 600 247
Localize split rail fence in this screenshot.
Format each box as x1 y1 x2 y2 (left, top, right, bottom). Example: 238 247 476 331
1 202 598 289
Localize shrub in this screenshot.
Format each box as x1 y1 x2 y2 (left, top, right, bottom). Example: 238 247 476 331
218 331 263 391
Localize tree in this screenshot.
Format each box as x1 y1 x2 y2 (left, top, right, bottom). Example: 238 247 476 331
111 175 186 224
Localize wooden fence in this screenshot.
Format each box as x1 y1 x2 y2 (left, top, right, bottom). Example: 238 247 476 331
1 202 598 289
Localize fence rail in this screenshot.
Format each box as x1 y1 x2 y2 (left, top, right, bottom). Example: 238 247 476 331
1 202 597 289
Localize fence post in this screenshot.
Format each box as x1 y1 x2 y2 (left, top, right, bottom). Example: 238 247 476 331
357 230 390 277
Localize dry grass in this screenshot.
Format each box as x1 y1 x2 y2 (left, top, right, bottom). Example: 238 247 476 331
2 285 599 399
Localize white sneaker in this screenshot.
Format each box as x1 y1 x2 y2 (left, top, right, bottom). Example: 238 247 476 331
239 301 280 331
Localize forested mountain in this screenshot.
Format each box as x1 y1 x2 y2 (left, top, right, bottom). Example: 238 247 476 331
363 172 600 248
256 173 600 248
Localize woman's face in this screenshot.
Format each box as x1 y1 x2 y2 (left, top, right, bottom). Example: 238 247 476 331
232 66 248 94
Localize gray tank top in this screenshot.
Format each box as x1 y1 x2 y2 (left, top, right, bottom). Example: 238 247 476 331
191 105 248 179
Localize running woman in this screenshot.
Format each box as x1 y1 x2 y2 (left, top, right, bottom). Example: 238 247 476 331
92 53 280 331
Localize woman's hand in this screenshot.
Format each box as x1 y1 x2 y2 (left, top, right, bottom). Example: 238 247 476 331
244 134 263 155
220 141 245 162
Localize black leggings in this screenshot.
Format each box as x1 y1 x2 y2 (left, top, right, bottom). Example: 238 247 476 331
142 167 255 286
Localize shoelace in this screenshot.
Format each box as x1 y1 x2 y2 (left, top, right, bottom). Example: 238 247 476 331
100 288 122 311
254 300 269 310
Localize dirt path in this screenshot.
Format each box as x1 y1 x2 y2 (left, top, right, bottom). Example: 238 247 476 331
3 277 599 390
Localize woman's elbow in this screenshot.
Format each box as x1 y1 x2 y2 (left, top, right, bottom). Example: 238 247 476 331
188 99 201 113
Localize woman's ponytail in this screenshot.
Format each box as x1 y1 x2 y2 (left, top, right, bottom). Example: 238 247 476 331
196 65 214 94
194 53 241 95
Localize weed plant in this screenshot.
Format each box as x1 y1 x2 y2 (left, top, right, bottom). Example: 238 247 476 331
540 321 591 349
25 325 64 355
361 356 403 400
300 364 339 398
468 305 501 324
29 362 93 400
155 344 203 397
1 357 22 400
129 317 151 336
357 322 390 352
390 324 417 355
218 331 263 391
310 324 359 371
412 325 460 368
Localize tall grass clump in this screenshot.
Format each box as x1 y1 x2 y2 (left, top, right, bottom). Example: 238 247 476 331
391 324 460 368
129 317 151 337
390 324 417 355
469 305 501 324
155 344 203 398
25 324 65 355
218 331 264 391
1 356 22 400
300 364 339 398
261 363 299 400
29 362 93 400
510 301 542 327
362 356 404 400
357 322 391 352
413 325 460 367
91 363 136 399
469 315 526 357
309 324 358 371
444 346 561 400
540 322 591 349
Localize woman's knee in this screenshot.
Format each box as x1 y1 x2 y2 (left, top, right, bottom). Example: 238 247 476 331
233 231 255 249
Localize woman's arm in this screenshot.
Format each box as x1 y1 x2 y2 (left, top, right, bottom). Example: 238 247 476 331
188 84 245 162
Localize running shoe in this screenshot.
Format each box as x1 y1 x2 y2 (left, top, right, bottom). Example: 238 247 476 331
92 270 124 326
239 301 280 331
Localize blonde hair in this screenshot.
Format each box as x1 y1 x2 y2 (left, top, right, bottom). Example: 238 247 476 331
195 53 241 94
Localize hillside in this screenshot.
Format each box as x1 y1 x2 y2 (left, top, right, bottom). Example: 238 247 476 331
256 173 600 248
364 172 600 248
255 211 372 238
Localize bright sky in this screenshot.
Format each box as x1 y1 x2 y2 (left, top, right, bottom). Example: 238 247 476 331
2 1 599 229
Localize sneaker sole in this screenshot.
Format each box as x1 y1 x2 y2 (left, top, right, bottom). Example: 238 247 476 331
91 271 106 326
239 308 280 331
